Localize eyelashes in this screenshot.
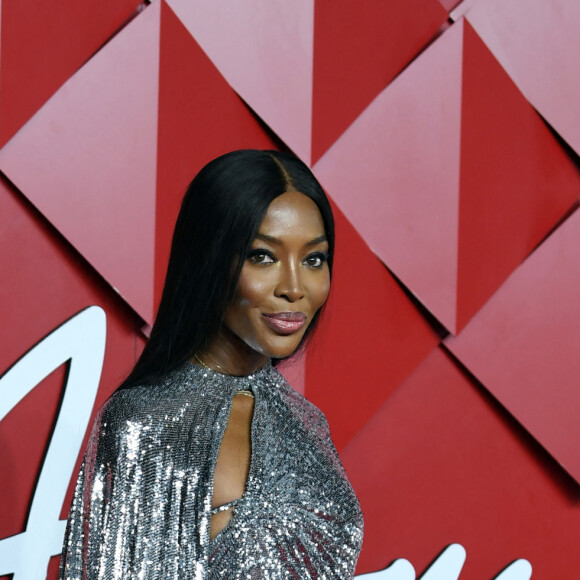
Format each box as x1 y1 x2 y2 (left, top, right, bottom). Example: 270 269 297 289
303 252 329 268
247 249 276 265
247 249 329 269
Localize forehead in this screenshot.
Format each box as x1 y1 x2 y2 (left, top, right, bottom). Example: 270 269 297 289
258 191 326 238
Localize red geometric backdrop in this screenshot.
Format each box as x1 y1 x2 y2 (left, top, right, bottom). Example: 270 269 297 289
1 1 579 578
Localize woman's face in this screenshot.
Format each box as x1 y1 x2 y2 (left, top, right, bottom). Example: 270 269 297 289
221 191 330 363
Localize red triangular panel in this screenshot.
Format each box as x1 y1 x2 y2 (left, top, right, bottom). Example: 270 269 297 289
315 20 580 335
447 206 580 483
311 0 447 163
0 3 161 322
313 22 464 332
304 201 439 450
465 0 580 157
456 20 580 330
0 0 141 146
166 0 314 162
342 347 580 577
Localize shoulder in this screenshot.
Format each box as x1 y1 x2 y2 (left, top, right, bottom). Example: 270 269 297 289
102 383 170 424
97 365 209 435
270 367 331 430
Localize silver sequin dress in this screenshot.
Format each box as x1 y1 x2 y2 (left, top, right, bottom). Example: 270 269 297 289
59 360 364 579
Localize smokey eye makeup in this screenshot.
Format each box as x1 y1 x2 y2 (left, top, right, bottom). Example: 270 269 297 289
246 248 329 269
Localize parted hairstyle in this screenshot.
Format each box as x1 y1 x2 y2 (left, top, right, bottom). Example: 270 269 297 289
120 149 335 389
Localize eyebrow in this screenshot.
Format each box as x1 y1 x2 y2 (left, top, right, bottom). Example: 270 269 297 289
255 233 328 246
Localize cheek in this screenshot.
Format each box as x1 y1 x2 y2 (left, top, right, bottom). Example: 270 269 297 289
234 269 272 308
310 271 331 312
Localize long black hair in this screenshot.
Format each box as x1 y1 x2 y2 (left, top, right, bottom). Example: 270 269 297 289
120 149 335 389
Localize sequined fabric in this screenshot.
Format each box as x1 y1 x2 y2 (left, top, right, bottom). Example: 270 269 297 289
59 361 363 579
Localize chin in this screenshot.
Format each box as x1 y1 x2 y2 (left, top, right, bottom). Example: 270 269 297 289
259 335 306 359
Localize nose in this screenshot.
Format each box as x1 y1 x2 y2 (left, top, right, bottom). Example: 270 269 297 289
275 260 305 302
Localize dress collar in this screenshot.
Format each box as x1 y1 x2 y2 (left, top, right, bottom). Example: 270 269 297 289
179 358 277 396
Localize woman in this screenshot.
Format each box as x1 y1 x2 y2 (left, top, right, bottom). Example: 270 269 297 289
59 150 364 579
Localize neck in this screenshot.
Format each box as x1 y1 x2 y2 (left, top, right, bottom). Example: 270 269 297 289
196 326 269 376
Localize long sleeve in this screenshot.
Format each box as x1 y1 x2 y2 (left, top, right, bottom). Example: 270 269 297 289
58 384 217 580
59 404 108 579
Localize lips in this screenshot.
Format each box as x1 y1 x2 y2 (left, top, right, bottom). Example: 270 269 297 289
261 312 307 335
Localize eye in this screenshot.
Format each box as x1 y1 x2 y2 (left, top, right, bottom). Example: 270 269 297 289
247 249 276 265
304 252 329 269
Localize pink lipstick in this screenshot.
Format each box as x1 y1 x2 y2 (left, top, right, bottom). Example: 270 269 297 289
262 312 307 335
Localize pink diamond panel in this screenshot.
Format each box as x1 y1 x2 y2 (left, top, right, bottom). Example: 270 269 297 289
446 206 580 483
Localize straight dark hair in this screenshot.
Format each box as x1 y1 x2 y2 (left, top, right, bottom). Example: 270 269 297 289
119 149 334 389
